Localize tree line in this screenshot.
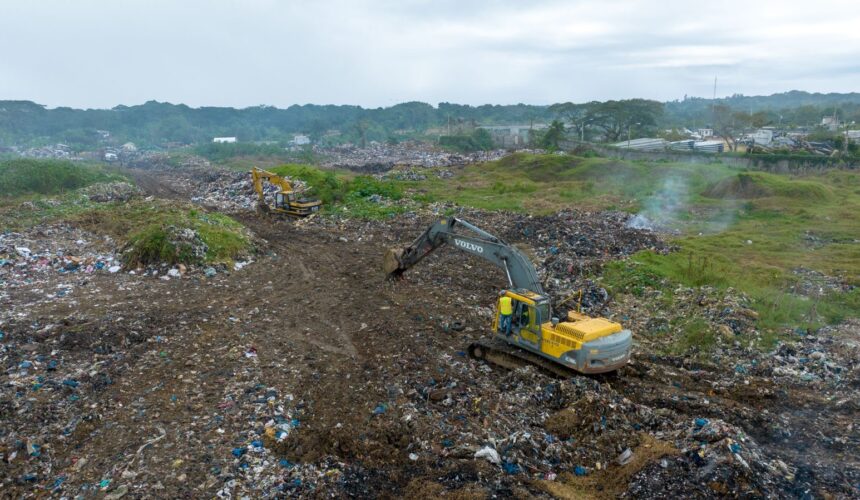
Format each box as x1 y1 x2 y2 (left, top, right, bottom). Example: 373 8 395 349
1 91 859 151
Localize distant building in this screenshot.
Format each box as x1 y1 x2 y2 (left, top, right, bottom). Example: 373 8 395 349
213 137 237 144
693 140 724 153
104 152 118 162
613 137 667 151
751 129 774 146
478 124 547 148
291 134 311 146
821 116 838 131
847 130 860 140
696 128 714 138
121 142 137 152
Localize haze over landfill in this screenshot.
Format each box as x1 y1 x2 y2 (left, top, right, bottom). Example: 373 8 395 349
1 1 859 498
2 0 860 108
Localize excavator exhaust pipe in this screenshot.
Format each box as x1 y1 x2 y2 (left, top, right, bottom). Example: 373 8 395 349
383 248 405 277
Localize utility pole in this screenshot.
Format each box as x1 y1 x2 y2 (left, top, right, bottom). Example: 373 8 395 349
711 75 717 129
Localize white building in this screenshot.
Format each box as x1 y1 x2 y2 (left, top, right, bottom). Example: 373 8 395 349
821 116 838 131
291 134 311 146
696 128 714 138
478 124 547 147
751 129 774 146
213 137 237 144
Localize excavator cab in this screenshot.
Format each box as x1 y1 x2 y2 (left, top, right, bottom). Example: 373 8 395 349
494 289 546 349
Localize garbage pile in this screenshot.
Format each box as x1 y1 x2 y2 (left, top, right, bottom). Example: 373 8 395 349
123 151 212 170
319 141 508 170
79 181 143 203
790 267 855 297
0 225 122 294
379 167 455 181
183 170 308 213
760 319 860 386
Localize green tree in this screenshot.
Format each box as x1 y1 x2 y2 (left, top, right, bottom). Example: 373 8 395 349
712 105 747 151
540 120 566 150
549 102 591 142
583 99 663 142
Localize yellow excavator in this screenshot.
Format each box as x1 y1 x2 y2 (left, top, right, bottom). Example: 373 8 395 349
250 167 322 217
384 217 631 375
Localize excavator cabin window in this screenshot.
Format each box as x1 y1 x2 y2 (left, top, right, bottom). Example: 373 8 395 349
512 301 532 331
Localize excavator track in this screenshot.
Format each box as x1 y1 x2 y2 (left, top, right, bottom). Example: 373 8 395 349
468 338 580 379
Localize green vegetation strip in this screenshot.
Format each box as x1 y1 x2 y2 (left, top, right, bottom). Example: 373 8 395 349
0 159 124 196
73 202 253 266
269 163 408 219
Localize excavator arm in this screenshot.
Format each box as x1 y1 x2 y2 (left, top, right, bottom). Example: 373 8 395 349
383 217 544 295
251 167 296 198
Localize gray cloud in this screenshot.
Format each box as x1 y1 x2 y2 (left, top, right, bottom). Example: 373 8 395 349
0 0 857 108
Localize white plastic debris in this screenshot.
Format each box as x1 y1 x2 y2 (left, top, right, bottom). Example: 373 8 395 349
617 448 634 466
474 446 501 465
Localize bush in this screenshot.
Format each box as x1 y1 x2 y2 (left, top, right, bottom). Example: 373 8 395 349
348 176 402 199
0 159 122 196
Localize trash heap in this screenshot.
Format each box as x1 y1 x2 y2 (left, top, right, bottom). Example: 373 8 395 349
187 170 308 213
78 182 143 203
759 319 860 385
0 226 122 290
319 141 509 171
379 167 455 181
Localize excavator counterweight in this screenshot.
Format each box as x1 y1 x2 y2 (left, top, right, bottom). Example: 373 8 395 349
385 217 632 374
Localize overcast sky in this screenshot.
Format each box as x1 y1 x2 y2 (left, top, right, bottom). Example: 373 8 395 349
1 0 858 109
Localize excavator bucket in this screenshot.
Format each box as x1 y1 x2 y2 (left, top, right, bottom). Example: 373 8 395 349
383 248 405 276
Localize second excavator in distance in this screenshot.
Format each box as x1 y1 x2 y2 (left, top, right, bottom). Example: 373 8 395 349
384 217 632 375
250 167 322 217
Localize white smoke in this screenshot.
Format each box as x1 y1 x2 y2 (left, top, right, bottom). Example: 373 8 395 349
625 176 738 233
626 177 689 231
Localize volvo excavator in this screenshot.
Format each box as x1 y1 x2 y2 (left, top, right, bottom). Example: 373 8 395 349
384 217 632 375
250 167 322 217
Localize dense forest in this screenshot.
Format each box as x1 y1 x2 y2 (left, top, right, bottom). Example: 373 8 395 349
1 91 859 150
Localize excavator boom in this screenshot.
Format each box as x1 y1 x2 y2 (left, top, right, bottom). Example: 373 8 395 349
384 217 543 294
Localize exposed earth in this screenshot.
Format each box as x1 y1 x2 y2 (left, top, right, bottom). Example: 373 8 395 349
1 168 858 498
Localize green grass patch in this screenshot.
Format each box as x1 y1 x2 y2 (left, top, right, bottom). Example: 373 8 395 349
0 159 124 196
268 163 406 219
70 200 253 266
408 152 739 214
